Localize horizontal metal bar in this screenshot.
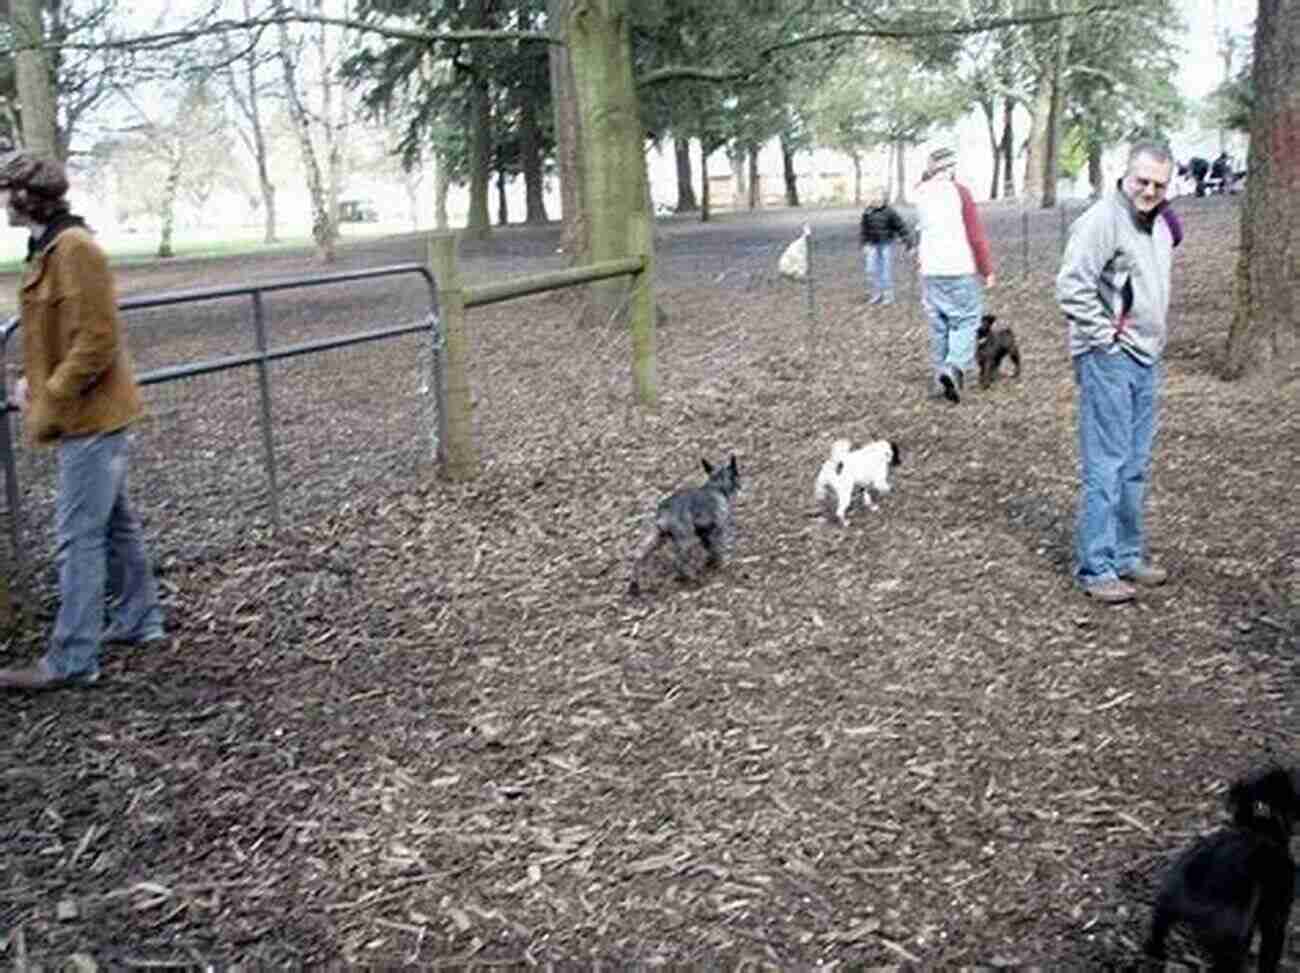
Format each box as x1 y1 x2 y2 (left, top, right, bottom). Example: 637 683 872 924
1 317 435 407
117 263 434 311
465 257 644 308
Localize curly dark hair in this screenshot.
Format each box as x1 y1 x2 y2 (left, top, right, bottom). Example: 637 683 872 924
7 187 71 224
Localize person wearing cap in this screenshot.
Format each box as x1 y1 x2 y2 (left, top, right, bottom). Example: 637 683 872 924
912 146 996 403
1055 140 1176 605
0 150 164 690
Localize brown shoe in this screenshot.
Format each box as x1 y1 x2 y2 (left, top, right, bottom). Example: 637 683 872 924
1119 563 1168 587
1082 578 1137 604
0 660 99 691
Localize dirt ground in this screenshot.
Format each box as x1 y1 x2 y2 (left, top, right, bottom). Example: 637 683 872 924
1 195 1297 969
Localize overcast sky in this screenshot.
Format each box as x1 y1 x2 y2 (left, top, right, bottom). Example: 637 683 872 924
1176 0 1257 98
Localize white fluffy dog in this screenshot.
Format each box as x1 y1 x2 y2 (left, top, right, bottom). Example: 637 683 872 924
814 438 902 525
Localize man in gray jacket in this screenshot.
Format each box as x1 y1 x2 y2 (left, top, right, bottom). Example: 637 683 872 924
1056 141 1175 604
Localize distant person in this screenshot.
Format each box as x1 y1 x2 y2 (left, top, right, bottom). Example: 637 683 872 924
858 186 911 306
1056 140 1176 605
0 151 165 691
912 147 996 404
1188 156 1209 196
1210 151 1232 193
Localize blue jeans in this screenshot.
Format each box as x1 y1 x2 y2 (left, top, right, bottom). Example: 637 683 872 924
45 430 163 679
1073 348 1160 585
863 242 895 299
922 275 982 385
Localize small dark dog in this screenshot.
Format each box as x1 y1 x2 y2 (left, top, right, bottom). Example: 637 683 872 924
1145 765 1299 972
628 455 740 596
975 314 1021 389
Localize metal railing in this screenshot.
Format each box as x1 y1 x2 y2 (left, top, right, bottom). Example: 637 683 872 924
0 262 443 593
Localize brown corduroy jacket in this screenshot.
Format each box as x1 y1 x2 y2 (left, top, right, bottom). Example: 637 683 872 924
19 226 142 446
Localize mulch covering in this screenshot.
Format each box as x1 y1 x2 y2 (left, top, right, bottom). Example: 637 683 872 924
1 196 1296 968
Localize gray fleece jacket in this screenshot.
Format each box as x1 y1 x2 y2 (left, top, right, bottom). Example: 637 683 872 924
1056 183 1173 365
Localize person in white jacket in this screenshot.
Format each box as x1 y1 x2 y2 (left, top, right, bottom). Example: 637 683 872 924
912 147 997 403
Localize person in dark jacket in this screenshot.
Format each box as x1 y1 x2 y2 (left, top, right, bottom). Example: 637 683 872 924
858 187 911 306
0 151 165 691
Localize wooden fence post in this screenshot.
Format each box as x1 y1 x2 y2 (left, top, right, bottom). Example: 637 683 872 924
427 233 480 481
627 213 658 411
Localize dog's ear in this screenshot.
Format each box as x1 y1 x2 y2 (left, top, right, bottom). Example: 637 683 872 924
890 441 902 467
984 313 997 325
701 458 714 476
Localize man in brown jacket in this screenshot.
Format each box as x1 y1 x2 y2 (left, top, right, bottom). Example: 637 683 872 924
0 151 164 690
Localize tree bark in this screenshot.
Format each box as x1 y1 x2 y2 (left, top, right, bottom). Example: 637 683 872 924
433 148 450 230
1022 80 1051 204
496 168 509 225
567 0 658 407
10 0 58 159
730 148 746 208
278 15 336 263
674 138 697 211
465 72 492 238
156 146 183 259
747 147 760 209
699 140 711 222
780 135 800 207
1224 0 1299 378
1041 16 1070 209
980 98 1000 200
1087 140 1103 197
1001 97 1016 198
520 85 548 223
894 139 908 204
548 0 585 256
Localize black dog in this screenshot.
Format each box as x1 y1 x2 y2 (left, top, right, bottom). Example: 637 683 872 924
975 314 1021 389
1145 766 1299 971
628 455 740 595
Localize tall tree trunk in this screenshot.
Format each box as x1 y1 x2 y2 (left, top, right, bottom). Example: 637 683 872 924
496 168 509 225
852 152 862 205
780 135 800 207
747 147 760 209
1087 140 1104 197
1224 0 1299 378
674 138 697 211
980 97 999 200
433 149 450 230
1023 79 1051 204
894 139 908 204
730 147 746 207
567 0 658 407
699 139 711 222
156 147 183 259
465 73 492 238
10 0 58 159
1041 17 1070 209
548 0 585 256
228 0 277 243
1001 97 1016 198
278 16 336 262
520 85 548 223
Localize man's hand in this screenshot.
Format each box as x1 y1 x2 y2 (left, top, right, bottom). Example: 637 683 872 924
985 273 997 290
8 376 28 412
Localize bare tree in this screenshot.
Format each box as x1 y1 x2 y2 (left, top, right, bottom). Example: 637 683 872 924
10 0 58 155
220 0 281 243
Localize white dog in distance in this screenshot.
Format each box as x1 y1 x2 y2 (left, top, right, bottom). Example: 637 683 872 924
814 438 903 525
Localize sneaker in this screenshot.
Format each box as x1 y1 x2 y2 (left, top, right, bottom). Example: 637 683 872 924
1119 564 1168 587
103 628 166 646
868 293 883 305
1082 578 1137 604
0 660 100 691
939 368 961 404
